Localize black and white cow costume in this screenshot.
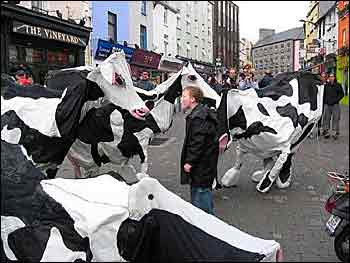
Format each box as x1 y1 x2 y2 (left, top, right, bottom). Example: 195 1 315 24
64 62 221 179
1 51 149 178
216 71 324 193
1 140 282 262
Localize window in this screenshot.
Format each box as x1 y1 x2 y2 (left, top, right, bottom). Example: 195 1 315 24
164 8 168 25
141 1 146 15
140 25 147 49
108 12 117 42
164 34 168 56
177 43 181 55
32 1 44 12
342 29 347 46
186 21 190 33
187 48 190 58
202 23 205 32
176 16 181 28
195 45 198 59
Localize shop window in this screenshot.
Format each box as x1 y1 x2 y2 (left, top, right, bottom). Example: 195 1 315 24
25 47 44 64
9 45 19 62
48 49 74 65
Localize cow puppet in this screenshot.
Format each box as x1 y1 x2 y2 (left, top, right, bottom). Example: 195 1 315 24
1 51 149 178
216 71 324 193
1 140 282 262
66 62 221 179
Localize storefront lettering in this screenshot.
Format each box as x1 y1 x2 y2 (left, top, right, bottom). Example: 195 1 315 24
13 21 85 46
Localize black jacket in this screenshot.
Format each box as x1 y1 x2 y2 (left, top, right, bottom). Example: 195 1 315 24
181 104 219 188
323 82 344 105
222 77 238 91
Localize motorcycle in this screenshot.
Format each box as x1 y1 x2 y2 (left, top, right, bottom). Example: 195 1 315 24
324 172 349 262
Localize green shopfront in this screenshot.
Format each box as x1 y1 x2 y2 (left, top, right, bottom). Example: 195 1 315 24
1 3 91 85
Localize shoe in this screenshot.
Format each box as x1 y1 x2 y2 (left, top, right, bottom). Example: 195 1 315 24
333 132 339 140
324 132 330 139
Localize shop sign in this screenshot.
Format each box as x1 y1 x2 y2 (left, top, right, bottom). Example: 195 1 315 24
95 39 134 60
130 49 161 69
12 21 86 46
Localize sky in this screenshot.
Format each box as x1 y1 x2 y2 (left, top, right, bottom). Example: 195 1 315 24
236 1 310 44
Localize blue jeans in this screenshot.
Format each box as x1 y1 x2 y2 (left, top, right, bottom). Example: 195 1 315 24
190 186 214 215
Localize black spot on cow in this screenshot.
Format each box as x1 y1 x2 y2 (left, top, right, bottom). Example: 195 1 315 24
234 122 277 140
257 103 270 116
1 141 92 262
276 103 309 129
255 77 293 101
216 90 231 142
279 153 294 184
1 110 74 167
297 113 309 129
276 103 298 128
228 106 247 131
297 72 321 111
3 81 62 100
163 74 183 104
117 209 265 262
136 92 158 102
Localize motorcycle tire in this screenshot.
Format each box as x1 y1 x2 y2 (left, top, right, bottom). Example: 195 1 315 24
334 226 349 262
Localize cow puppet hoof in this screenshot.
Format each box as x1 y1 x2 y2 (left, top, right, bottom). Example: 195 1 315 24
251 170 266 183
136 172 150 181
256 171 275 193
275 174 292 189
221 167 240 187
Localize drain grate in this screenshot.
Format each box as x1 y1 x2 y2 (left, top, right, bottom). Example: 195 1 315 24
150 137 170 146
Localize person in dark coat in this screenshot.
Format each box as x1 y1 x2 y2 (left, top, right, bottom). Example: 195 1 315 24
222 67 238 91
208 74 223 95
322 73 344 139
135 71 156 91
258 70 274 89
180 86 219 215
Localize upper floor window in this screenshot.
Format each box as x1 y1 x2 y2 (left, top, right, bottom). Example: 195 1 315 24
140 25 147 49
108 11 117 42
141 1 146 16
176 16 181 28
32 1 46 14
164 8 168 25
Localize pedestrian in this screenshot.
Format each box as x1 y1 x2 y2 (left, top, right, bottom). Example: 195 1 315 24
180 86 219 215
322 73 344 140
258 70 274 89
15 70 33 86
135 71 156 91
208 74 223 95
222 67 238 91
239 72 258 90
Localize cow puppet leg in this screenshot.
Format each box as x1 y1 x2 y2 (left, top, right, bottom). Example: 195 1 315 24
66 154 82 178
221 144 245 187
136 151 150 181
250 157 274 183
275 153 294 189
256 152 289 193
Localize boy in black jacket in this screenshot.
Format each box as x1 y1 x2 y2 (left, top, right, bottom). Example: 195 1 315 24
180 86 219 215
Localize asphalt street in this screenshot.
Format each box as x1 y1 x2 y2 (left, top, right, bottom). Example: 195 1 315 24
57 105 349 262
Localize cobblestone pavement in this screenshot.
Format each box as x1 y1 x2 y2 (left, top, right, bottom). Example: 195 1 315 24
57 105 349 262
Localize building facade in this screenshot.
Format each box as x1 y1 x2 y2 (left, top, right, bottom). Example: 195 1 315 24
303 1 320 72
314 1 338 74
239 37 253 68
212 1 239 72
252 27 304 79
337 0 349 104
1 1 91 85
91 1 161 78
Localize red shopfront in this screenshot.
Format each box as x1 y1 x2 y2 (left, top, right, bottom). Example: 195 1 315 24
129 49 161 79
